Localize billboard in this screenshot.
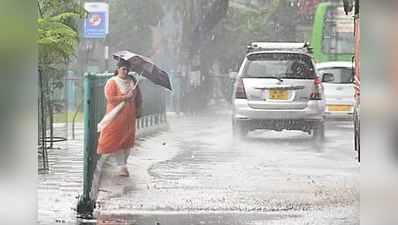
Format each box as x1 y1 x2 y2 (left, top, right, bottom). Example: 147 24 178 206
84 2 109 38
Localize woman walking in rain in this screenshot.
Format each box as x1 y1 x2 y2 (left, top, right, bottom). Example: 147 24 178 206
97 60 142 177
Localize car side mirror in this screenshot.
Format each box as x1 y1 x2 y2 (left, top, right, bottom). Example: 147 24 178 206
322 73 335 82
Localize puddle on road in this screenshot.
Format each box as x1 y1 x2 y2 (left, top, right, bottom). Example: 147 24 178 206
148 139 235 181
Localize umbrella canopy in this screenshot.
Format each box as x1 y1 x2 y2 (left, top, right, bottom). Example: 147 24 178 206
112 50 172 90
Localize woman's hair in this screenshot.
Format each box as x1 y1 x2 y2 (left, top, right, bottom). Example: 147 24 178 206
114 59 130 76
117 59 130 68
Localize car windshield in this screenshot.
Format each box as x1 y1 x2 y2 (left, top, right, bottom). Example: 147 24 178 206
242 53 315 79
319 67 353 84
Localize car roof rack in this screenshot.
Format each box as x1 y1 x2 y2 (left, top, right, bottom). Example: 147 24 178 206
247 42 313 54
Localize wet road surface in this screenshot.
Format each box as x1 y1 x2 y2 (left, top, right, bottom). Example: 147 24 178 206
93 108 359 225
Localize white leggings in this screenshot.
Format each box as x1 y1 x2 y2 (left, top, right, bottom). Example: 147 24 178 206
105 148 131 167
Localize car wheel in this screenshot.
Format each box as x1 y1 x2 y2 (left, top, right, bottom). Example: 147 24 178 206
357 130 360 162
353 111 360 162
312 121 325 142
233 120 249 139
354 127 358 152
355 120 360 162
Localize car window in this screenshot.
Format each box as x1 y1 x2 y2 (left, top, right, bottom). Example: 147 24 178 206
319 67 353 84
243 53 315 79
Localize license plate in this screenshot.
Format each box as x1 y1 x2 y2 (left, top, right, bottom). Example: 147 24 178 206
269 89 288 100
327 104 352 112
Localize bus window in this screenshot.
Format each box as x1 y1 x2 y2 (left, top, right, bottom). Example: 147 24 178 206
322 5 354 54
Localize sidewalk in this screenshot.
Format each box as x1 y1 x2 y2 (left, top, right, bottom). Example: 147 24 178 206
38 123 84 224
38 119 169 225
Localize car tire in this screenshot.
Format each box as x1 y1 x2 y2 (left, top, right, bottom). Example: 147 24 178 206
354 128 358 152
356 129 360 162
353 108 360 162
312 121 325 142
354 119 360 162
233 120 249 139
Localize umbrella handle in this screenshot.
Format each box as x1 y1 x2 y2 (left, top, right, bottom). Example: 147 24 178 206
131 72 143 90
130 80 139 90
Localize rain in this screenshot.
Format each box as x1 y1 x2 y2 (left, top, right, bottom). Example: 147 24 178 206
37 0 360 225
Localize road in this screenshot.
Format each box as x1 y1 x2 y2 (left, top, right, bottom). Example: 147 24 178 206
93 105 359 225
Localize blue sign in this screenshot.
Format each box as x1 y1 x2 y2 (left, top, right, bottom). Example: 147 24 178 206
84 11 108 38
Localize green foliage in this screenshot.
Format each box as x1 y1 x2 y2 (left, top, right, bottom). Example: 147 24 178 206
37 0 84 135
38 0 84 18
38 13 80 66
38 0 84 69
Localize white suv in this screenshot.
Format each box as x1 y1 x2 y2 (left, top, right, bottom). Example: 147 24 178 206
232 42 325 140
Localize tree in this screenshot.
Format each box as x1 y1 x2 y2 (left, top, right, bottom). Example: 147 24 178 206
38 0 83 69
107 0 164 56
37 0 84 168
193 0 281 103
212 0 281 72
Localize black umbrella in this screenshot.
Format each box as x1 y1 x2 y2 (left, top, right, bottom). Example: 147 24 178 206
112 50 172 90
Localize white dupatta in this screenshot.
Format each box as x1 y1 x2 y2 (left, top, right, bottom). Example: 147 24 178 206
97 76 138 132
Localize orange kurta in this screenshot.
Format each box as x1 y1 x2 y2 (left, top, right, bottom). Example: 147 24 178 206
97 78 138 154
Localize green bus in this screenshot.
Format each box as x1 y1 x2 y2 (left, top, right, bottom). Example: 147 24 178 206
311 2 354 63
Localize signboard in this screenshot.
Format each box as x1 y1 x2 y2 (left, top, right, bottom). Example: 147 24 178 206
84 2 109 38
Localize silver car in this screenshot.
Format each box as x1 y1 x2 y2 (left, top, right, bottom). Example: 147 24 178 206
232 42 325 139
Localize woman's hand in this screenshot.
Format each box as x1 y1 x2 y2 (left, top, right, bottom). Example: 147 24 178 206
124 89 136 100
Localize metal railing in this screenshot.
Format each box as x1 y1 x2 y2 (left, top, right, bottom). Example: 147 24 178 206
77 72 167 218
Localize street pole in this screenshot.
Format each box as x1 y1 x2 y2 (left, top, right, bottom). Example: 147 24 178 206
104 45 109 72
